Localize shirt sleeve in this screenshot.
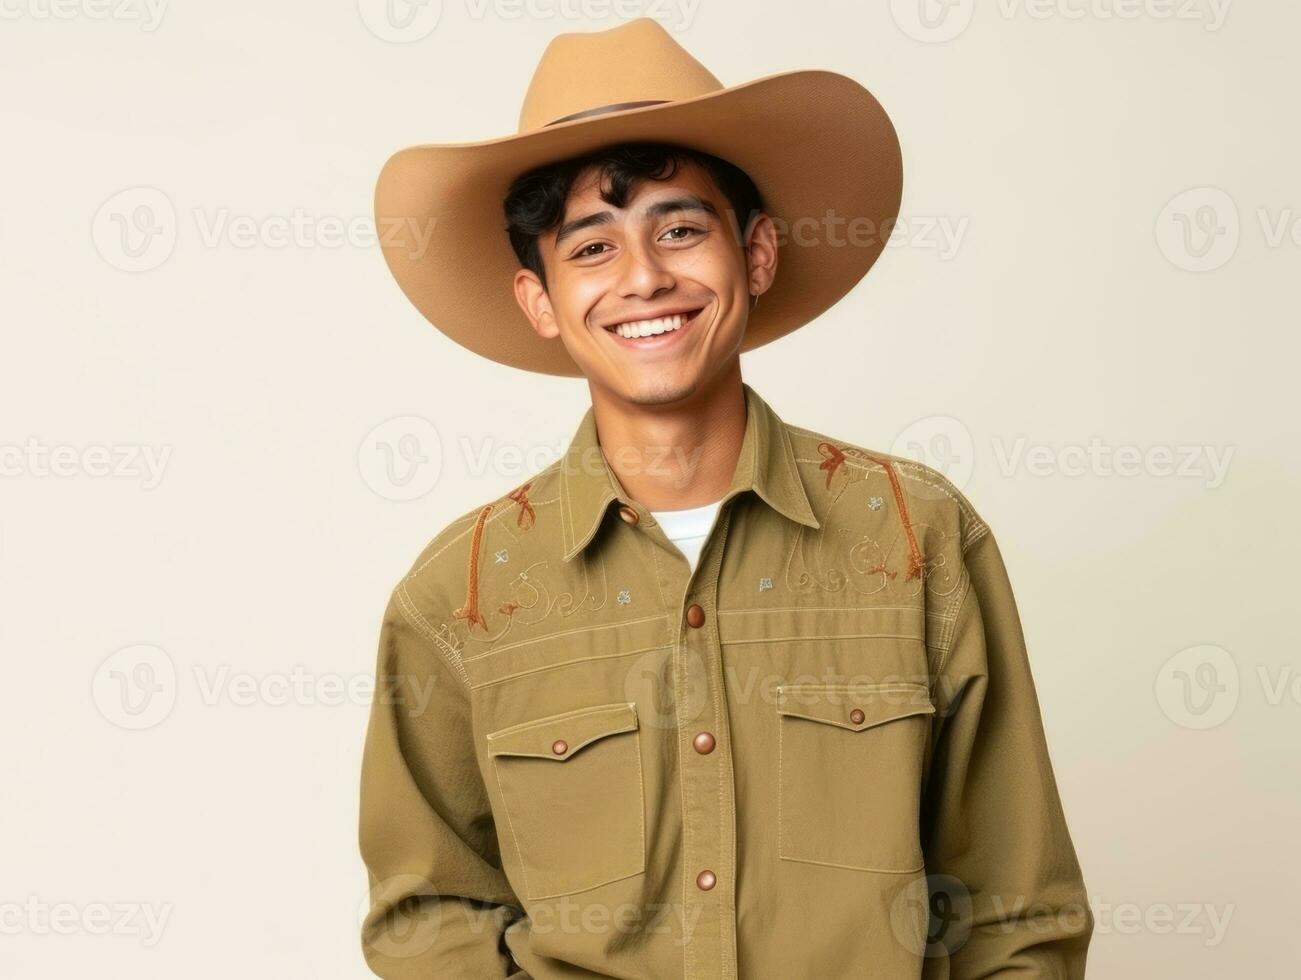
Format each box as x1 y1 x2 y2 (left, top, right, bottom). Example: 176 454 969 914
920 528 1094 978
358 585 530 979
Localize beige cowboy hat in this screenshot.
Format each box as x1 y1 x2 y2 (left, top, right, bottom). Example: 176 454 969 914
374 17 903 377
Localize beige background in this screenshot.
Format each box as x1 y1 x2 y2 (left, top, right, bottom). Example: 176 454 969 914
1 2 1296 977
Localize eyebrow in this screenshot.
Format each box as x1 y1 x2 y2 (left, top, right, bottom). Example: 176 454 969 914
553 194 719 248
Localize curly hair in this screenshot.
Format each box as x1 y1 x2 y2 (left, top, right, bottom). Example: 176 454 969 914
502 140 764 291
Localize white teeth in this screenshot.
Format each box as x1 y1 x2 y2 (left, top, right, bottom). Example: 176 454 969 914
611 312 690 339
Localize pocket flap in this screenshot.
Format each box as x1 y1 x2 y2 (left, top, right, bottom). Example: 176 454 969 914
486 701 639 761
775 682 935 732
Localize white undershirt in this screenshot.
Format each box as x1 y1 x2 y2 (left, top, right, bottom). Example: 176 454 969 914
649 499 724 574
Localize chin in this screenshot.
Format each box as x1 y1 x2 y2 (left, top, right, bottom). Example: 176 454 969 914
613 372 703 407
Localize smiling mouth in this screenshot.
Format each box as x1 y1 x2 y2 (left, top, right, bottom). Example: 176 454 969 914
602 308 705 341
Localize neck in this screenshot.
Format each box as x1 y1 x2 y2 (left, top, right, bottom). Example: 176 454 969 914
587 365 746 510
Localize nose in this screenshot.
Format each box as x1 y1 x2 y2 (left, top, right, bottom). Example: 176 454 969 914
613 236 675 301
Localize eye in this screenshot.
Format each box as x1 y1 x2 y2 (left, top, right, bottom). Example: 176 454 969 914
661 225 703 243
575 242 610 258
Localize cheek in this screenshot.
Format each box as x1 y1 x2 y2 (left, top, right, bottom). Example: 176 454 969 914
551 273 609 328
670 243 744 292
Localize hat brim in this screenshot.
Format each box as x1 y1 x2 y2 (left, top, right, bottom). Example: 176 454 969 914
374 68 903 377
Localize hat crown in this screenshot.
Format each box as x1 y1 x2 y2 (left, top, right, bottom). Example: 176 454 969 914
518 18 723 133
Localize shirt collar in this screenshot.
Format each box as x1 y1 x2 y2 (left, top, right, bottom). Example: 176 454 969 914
559 381 821 562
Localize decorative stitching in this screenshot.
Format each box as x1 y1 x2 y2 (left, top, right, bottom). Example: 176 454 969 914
719 631 925 646
929 573 972 689
469 643 673 691
718 604 923 616
962 520 991 553
405 465 563 584
818 441 926 581
507 480 536 530
462 613 667 662
485 700 636 741
815 441 845 489
859 452 926 581
453 503 494 631
489 745 533 899
790 424 992 554
393 583 469 687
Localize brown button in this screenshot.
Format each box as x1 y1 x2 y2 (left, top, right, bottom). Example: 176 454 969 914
696 869 716 891
849 708 865 725
551 739 568 755
686 603 706 628
617 505 639 525
693 731 716 754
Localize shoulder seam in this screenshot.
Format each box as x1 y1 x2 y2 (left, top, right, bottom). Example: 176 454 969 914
393 582 470 688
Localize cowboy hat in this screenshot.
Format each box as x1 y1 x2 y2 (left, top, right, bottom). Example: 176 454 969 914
374 17 903 377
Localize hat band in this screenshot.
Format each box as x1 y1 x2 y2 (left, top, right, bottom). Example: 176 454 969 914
544 99 670 127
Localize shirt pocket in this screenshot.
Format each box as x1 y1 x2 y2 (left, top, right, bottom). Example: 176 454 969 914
486 701 645 900
776 681 936 873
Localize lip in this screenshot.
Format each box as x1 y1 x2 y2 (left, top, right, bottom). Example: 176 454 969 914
600 307 706 351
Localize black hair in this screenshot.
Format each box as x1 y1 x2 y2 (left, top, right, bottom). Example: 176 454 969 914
502 140 764 291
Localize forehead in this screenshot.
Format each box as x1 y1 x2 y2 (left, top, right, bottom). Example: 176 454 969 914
563 156 720 215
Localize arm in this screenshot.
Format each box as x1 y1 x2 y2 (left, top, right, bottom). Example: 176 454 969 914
921 530 1093 978
358 585 529 978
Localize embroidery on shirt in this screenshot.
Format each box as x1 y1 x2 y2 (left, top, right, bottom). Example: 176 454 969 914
394 583 472 683
784 442 964 602
507 480 536 530
471 552 614 647
816 441 846 488
817 441 927 582
758 576 773 592
846 530 897 585
494 548 509 563
453 503 493 631
617 589 632 605
450 480 541 634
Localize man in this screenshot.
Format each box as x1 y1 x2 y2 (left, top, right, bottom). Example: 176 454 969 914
359 18 1093 979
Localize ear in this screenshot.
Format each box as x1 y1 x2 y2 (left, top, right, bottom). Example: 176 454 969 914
513 268 559 340
743 212 779 298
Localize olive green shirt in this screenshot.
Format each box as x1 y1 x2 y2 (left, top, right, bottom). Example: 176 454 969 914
358 381 1093 978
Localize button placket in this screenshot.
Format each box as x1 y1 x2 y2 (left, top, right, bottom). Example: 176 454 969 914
672 505 739 979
